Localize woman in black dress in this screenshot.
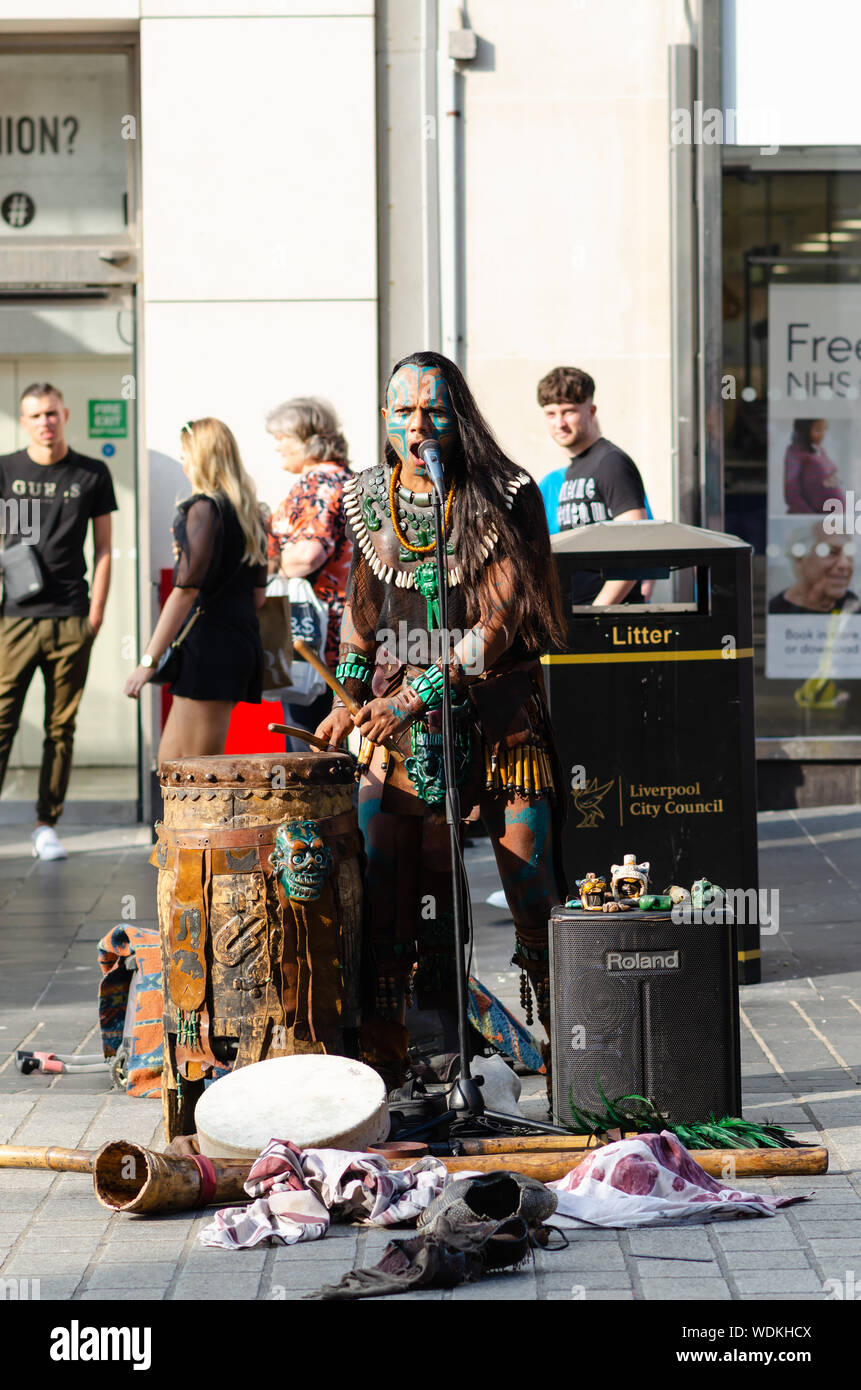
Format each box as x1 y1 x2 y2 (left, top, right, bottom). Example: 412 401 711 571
124 417 268 764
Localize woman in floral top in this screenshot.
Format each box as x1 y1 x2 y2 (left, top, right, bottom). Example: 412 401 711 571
266 397 353 736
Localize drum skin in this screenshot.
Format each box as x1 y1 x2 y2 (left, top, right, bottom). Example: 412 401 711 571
152 753 362 1141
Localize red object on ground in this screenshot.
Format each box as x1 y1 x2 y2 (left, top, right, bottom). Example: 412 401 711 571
225 700 285 753
158 568 283 750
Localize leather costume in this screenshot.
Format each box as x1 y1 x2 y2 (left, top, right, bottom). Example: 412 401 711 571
338 461 566 1078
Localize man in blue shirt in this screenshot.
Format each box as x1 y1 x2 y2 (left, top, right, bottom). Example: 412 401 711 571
537 365 651 604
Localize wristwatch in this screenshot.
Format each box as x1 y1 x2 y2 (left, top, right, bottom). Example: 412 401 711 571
140 654 155 669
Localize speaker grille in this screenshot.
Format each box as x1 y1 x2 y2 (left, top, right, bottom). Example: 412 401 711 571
550 910 741 1125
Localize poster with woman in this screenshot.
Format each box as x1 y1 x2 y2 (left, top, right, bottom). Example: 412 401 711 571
766 286 861 682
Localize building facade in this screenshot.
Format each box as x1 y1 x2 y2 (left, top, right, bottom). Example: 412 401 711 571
0 0 856 818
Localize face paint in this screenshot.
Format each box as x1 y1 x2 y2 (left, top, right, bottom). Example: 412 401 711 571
384 365 458 468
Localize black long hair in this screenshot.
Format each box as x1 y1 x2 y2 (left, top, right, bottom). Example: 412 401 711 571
791 419 825 450
385 351 566 652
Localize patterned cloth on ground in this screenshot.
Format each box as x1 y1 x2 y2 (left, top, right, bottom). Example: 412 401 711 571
548 1131 811 1227
97 924 163 1098
467 973 545 1074
198 1140 449 1249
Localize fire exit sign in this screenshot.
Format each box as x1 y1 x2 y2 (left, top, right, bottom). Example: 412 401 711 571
88 399 127 438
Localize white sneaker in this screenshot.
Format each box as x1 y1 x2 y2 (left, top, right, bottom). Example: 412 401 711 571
486 889 511 913
32 825 68 861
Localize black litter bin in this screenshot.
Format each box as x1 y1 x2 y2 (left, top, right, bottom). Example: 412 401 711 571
544 520 760 984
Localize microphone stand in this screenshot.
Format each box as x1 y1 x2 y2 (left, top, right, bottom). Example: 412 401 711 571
417 467 567 1141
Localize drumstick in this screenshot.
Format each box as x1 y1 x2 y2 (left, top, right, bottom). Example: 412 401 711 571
267 722 332 751
292 637 405 762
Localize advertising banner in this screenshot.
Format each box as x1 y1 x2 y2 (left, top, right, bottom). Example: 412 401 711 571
0 53 130 238
766 285 861 681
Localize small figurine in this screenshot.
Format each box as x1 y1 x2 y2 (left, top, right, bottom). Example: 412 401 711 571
691 878 723 909
611 853 650 901
565 897 582 909
667 884 691 905
602 899 633 912
576 872 607 911
638 894 673 912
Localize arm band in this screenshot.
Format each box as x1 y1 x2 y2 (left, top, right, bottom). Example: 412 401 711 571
407 662 446 710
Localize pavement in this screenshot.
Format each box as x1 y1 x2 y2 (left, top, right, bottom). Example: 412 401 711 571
2 806 861 1303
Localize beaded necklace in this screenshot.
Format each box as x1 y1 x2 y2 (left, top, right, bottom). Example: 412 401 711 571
388 459 454 555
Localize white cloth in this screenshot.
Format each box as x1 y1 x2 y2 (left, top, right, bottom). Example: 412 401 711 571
199 1140 448 1249
547 1130 811 1228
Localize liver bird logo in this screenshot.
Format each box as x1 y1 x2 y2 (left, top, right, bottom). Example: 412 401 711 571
572 776 615 828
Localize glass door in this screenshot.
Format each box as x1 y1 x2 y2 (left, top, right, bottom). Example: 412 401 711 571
723 170 861 745
0 290 138 816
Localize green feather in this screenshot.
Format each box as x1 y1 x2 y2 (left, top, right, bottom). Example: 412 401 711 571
565 1090 800 1150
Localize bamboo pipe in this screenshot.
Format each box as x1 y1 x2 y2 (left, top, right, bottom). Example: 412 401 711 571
293 637 404 762
460 1136 630 1155
0 1145 94 1173
388 1147 829 1181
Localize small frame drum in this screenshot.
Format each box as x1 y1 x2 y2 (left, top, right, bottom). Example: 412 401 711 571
151 752 362 1140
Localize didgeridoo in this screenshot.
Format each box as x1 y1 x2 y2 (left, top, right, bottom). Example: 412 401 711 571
460 1135 634 1154
0 1142 250 1214
292 637 404 763
387 1146 828 1181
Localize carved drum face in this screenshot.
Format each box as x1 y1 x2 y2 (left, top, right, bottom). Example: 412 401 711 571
271 819 333 902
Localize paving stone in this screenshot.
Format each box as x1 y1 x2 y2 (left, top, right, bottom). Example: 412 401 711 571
549 1242 626 1272
741 1291 829 1300
633 1257 722 1278
97 1243 185 1267
722 1248 812 1270
627 1230 713 1257
450 1274 536 1299
85 1261 176 1290
537 1269 632 1291
795 1220 861 1239
172 1274 262 1299
715 1222 799 1250
0 1251 91 1278
731 1268 825 1293
542 1289 635 1300
184 1248 268 1270
104 1221 190 1244
77 1288 166 1301
640 1279 730 1300
12 1276 81 1299
806 1239 861 1259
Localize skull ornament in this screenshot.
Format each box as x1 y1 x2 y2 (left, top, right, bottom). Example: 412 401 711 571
270 819 332 901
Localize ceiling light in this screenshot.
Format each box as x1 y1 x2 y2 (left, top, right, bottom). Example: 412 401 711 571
794 242 829 252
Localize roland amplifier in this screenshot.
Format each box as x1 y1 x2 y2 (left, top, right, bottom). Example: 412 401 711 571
549 907 741 1125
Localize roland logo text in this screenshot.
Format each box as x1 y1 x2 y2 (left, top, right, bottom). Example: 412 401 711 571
606 950 680 971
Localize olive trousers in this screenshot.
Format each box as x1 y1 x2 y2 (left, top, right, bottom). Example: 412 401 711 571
0 615 94 824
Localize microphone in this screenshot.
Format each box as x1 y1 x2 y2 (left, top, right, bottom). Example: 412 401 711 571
417 439 446 503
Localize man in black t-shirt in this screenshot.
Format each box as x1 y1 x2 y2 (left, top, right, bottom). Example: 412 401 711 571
0 383 117 858
536 365 648 604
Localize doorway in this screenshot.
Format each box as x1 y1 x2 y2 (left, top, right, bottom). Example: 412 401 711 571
0 291 139 821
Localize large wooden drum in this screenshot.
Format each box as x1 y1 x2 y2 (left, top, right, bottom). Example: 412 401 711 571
151 752 362 1140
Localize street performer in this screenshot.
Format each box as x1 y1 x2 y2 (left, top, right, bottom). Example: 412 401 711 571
317 351 567 1091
